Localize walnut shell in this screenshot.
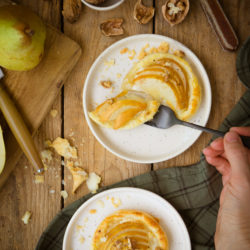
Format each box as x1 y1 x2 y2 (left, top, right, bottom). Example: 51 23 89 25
100 18 124 37
162 0 189 27
85 0 105 5
134 0 155 24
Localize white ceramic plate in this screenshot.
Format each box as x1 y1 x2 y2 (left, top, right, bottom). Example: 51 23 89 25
83 34 211 163
81 0 124 11
63 188 191 250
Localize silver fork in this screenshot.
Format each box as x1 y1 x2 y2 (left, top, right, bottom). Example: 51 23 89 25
146 105 250 148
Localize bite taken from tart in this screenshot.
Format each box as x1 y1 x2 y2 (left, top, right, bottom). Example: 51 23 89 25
89 90 160 130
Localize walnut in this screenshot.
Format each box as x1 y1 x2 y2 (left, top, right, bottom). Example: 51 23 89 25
62 0 82 23
85 0 105 5
100 80 112 88
134 0 155 24
100 18 124 37
162 0 189 26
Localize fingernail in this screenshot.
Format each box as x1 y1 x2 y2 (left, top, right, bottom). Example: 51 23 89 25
225 131 239 143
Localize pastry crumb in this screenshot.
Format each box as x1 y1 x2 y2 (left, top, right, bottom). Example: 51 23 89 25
76 224 84 232
86 172 101 194
60 190 68 199
116 73 121 78
120 47 129 54
89 209 97 214
157 41 169 53
100 80 112 89
68 131 75 137
137 49 148 60
173 50 185 58
50 109 58 118
35 175 44 184
24 165 28 169
50 137 77 159
22 211 32 225
104 59 115 68
111 197 122 208
66 161 88 193
79 236 85 244
128 49 136 60
43 164 48 171
44 140 52 148
40 149 53 163
49 189 55 194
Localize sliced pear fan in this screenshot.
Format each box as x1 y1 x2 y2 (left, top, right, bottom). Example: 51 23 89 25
122 53 201 120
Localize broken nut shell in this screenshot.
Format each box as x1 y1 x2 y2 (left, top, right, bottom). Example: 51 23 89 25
133 0 155 25
100 18 124 37
162 0 189 27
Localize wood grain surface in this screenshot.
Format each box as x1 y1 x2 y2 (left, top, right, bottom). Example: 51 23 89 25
0 0 249 249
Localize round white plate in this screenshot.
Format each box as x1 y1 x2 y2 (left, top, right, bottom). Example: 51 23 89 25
81 0 124 11
63 188 191 250
83 34 211 163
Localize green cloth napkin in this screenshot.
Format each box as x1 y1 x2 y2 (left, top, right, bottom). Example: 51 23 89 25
36 90 250 250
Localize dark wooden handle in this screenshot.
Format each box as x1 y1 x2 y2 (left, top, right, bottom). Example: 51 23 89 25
200 0 239 51
0 85 44 173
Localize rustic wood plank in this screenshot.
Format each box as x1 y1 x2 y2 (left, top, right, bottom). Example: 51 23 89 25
63 0 154 205
154 0 248 169
0 1 63 249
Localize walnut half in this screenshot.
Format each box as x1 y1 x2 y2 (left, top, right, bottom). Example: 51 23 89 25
134 0 155 25
162 0 189 27
100 18 124 37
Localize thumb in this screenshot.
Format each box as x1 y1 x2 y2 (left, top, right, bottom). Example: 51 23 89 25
224 131 250 177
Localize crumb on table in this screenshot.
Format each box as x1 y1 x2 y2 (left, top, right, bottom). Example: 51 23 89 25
22 211 32 225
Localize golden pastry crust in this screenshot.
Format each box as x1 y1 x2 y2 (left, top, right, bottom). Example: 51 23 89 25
122 52 201 121
92 209 169 250
89 90 160 130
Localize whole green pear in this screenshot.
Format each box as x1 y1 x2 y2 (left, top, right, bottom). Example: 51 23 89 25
0 5 46 71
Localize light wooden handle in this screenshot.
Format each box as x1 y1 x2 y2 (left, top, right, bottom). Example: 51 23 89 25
0 84 44 174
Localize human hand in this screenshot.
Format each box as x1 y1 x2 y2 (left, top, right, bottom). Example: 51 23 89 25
203 127 250 250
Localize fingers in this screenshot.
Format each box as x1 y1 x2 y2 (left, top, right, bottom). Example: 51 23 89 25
203 138 224 157
210 138 224 151
205 155 230 177
230 126 250 136
224 131 250 177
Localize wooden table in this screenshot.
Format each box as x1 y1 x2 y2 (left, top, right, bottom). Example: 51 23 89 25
0 0 249 249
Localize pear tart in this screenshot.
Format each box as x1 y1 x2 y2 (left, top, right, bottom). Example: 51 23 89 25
89 90 160 130
122 53 201 120
92 210 169 250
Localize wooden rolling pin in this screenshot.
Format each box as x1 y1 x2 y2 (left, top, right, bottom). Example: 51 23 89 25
200 0 239 51
0 79 44 174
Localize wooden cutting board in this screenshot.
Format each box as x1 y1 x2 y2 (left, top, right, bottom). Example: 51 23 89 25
0 24 81 189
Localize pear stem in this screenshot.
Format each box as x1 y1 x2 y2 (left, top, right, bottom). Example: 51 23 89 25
24 28 35 37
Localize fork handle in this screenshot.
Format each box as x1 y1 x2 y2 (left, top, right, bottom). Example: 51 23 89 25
180 120 250 148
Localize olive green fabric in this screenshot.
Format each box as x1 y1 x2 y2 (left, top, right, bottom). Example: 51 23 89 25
36 90 250 250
